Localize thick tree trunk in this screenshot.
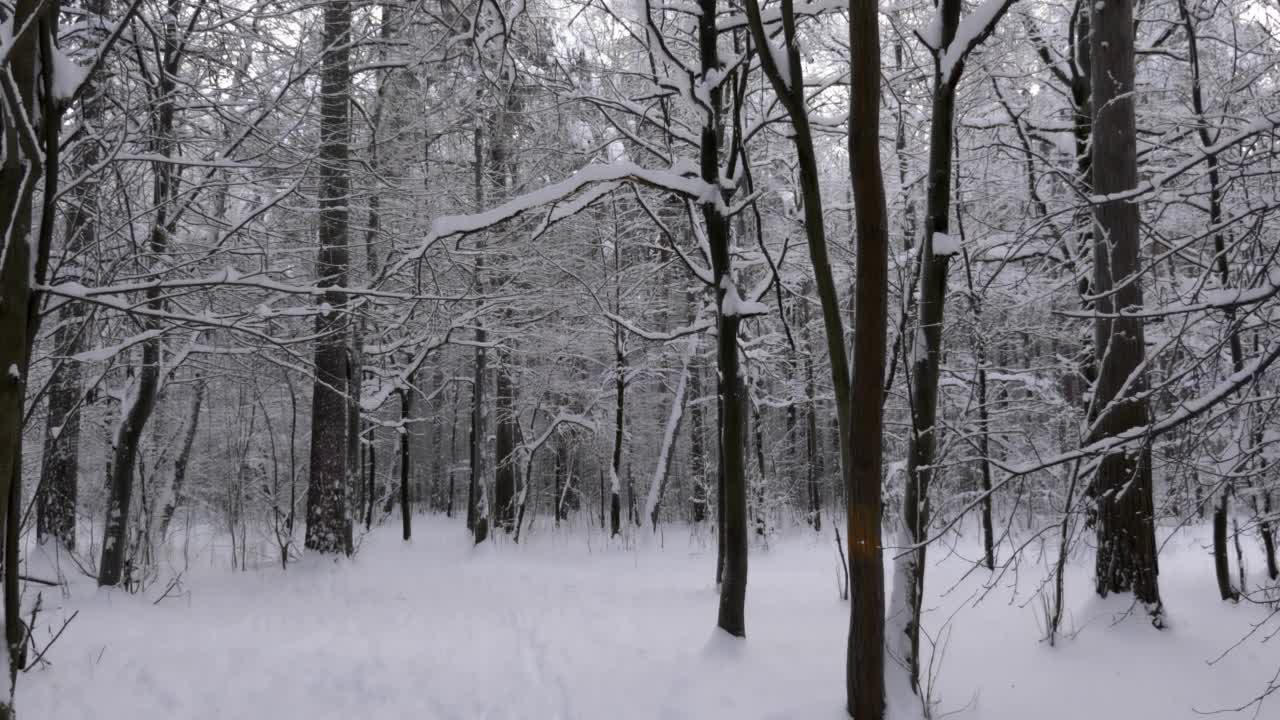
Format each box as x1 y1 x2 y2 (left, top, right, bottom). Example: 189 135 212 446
304 0 353 555
36 9 106 548
0 2 53 702
1089 0 1162 618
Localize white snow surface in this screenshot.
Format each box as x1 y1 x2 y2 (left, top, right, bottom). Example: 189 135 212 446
932 231 961 256
19 518 1279 720
50 46 88 102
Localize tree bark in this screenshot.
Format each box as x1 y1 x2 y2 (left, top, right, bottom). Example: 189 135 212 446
100 0 181 582
35 0 106 549
304 0 354 555
846 1 891 716
1089 0 1163 618
157 379 205 543
400 389 412 541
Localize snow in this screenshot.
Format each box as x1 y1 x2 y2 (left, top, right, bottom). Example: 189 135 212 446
49 46 88 102
0 12 13 59
73 329 165 363
920 8 943 50
940 0 1011 84
765 39 791 88
642 331 698 524
932 231 961 256
19 519 1279 720
389 160 717 277
720 279 768 318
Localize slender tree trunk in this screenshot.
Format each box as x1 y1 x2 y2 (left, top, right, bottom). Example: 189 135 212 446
689 346 707 524
610 326 625 537
645 332 697 529
895 0 963 689
100 0 182 582
400 389 412 540
495 349 518 532
467 121 489 544
157 379 205 542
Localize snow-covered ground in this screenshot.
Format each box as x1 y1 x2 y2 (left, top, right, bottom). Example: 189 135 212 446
17 517 1279 719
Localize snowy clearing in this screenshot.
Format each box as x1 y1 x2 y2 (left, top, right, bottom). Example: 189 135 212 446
19 518 1277 720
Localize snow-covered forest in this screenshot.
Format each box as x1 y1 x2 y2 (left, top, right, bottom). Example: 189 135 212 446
2 0 1280 717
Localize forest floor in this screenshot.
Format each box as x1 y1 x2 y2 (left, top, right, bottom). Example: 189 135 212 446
15 515 1279 720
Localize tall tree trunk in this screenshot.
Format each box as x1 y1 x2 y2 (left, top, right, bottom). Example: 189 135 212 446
805 336 822 533
100 0 182 583
895 0 961 690
494 349 518 532
1175 0 1274 592
609 326 625 538
304 0 354 555
400 389 412 540
846 1 891 716
1089 0 1163 619
467 120 489 544
36 0 106 550
469 341 488 544
693 0 748 636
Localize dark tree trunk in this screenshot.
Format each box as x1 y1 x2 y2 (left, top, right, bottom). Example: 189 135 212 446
158 379 205 542
805 344 822 533
1090 0 1162 618
554 441 566 527
304 0 354 555
690 0 748 637
897 0 962 689
101 0 182 582
467 122 489 544
365 427 377 530
1213 492 1237 601
494 350 518 532
36 8 106 548
846 2 891 716
400 389 411 541
610 331 625 538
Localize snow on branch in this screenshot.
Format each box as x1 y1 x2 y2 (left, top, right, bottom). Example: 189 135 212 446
604 311 714 343
641 315 700 524
385 160 717 280
1089 111 1280 205
720 277 769 318
719 0 845 32
908 332 1280 552
931 0 1018 86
